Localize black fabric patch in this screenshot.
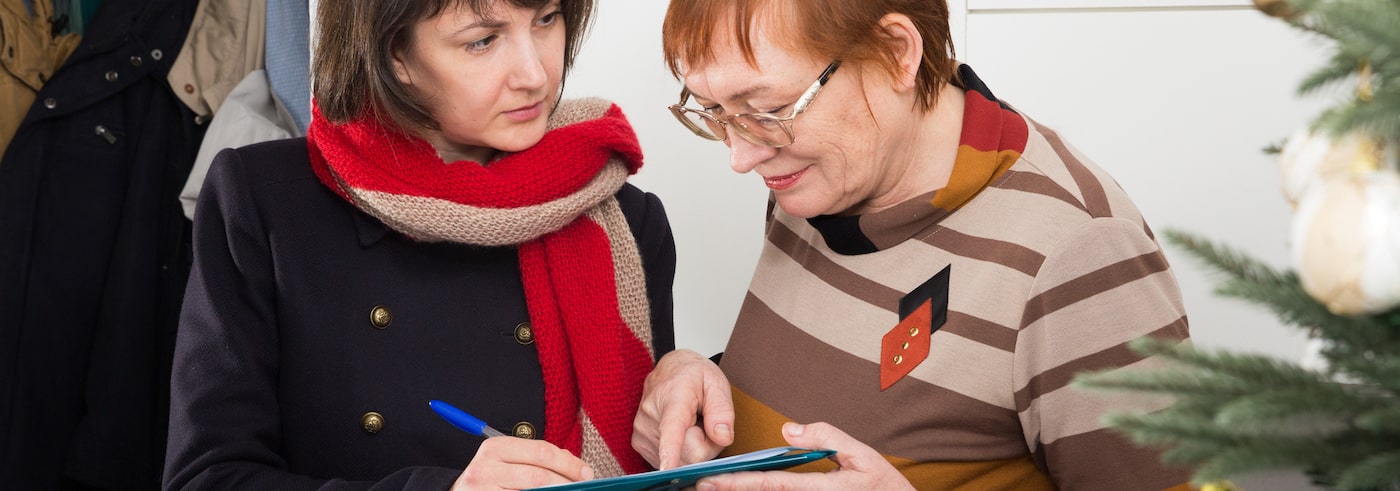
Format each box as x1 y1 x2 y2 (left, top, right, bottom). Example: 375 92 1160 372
899 265 950 333
807 214 879 255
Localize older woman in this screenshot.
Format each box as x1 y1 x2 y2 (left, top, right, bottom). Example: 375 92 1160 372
163 0 675 489
633 1 1191 490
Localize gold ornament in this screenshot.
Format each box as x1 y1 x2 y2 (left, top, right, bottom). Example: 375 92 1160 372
1290 168 1400 316
1201 481 1243 491
1277 130 1379 207
1253 0 1298 19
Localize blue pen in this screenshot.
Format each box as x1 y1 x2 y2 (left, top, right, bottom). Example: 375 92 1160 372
429 400 509 438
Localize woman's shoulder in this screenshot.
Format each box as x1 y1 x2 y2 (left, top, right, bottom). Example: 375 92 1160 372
613 182 672 241
206 137 316 188
203 136 333 212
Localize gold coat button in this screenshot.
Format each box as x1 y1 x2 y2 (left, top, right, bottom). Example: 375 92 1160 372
361 412 384 434
512 422 536 439
513 322 534 345
369 305 392 329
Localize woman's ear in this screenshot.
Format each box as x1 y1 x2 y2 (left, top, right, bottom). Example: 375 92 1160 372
391 46 415 87
878 13 923 92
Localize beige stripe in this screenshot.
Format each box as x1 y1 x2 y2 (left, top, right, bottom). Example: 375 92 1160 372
746 244 1017 408
934 185 1088 257
1031 120 1111 218
350 161 629 245
725 294 1031 461
945 311 1019 353
579 412 624 478
920 227 1044 277
1018 353 1177 448
773 211 1031 333
997 169 1086 213
1014 317 1188 410
767 218 903 309
1017 125 1084 207
859 189 940 250
586 200 653 358
768 218 1020 352
1022 249 1173 328
1018 269 1186 372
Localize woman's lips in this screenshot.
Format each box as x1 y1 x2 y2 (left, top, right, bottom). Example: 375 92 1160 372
764 166 810 190
503 101 543 122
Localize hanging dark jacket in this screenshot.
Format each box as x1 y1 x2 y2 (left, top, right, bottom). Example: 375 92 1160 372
0 0 202 489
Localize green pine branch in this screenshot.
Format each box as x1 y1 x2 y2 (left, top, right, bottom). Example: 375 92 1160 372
1282 0 1400 144
1075 232 1400 488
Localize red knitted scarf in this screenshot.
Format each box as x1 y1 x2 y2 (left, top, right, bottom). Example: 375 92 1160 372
306 98 655 476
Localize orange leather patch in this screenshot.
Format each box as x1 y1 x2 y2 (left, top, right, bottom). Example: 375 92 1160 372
880 300 933 390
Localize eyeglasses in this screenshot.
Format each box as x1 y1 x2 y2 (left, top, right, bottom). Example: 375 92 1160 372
668 61 841 148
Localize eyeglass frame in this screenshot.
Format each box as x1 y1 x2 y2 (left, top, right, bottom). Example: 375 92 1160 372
668 60 841 148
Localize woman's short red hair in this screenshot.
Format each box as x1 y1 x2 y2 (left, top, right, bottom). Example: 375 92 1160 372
661 0 957 111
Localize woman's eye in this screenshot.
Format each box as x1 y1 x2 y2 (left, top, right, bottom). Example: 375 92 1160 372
467 34 497 52
702 105 724 116
538 10 562 27
764 105 790 116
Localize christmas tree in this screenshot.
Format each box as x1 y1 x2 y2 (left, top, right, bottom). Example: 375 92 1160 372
1074 0 1400 489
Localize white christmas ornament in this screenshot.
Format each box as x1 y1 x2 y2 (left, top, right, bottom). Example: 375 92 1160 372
1290 169 1400 315
1277 129 1374 207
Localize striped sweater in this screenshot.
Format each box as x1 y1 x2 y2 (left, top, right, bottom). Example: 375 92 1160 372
718 66 1192 490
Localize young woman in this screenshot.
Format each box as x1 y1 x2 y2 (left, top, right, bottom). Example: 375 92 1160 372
632 1 1192 490
164 1 675 489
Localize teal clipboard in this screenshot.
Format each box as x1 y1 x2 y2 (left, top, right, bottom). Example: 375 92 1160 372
527 446 835 491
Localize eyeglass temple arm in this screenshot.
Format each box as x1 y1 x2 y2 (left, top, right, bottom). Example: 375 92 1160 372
793 60 842 114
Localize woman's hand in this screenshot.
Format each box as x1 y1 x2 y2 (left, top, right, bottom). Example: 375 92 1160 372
632 349 736 470
452 437 593 490
696 422 914 491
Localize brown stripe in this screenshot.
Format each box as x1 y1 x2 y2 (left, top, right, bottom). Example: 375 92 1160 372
860 190 942 250
1035 427 1193 491
922 227 1045 277
1013 317 1188 410
1021 250 1171 328
943 311 1019 353
997 169 1087 213
768 218 902 310
723 293 1029 462
1032 121 1111 218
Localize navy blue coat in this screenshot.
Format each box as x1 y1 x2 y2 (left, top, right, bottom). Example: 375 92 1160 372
164 138 676 489
0 0 202 488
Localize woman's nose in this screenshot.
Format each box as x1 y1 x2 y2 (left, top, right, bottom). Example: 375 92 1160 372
728 133 778 174
509 39 548 91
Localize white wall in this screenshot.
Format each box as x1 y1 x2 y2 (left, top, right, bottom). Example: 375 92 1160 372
564 1 761 356
566 0 1338 362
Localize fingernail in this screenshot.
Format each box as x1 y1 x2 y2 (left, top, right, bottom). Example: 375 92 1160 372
658 451 669 470
784 422 804 436
582 465 594 481
697 482 717 491
716 423 733 441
